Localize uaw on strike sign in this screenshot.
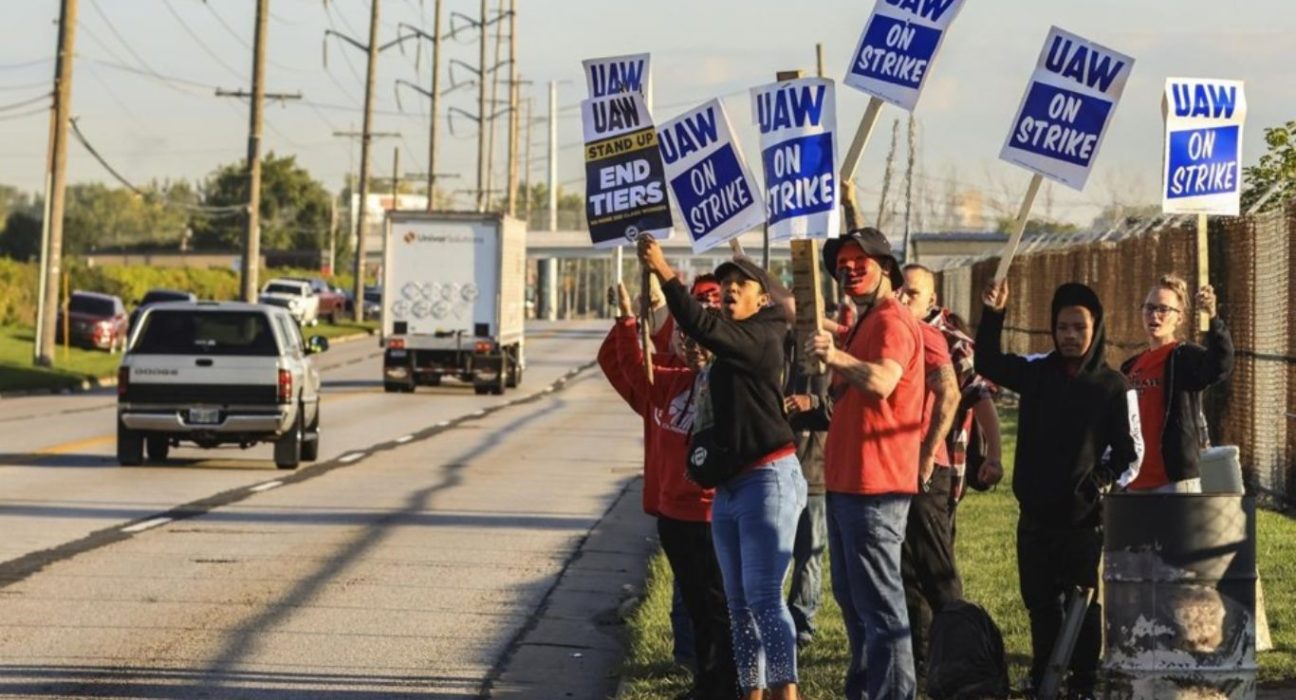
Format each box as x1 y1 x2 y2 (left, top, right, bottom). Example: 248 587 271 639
1162 78 1247 216
659 99 765 253
1000 27 1134 190
581 92 673 248
751 78 839 241
583 53 651 106
843 0 966 111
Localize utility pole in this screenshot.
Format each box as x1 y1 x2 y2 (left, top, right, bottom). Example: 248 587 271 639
214 0 303 301
476 0 488 211
522 96 533 223
428 0 443 210
505 0 519 217
484 0 506 210
351 0 382 322
37 0 77 366
547 80 557 231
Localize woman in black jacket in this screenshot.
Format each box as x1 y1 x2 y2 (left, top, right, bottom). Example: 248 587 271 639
1121 274 1234 493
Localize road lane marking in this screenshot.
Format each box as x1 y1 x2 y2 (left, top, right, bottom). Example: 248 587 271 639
250 481 283 492
34 434 115 455
121 517 171 533
472 410 486 417
436 421 450 427
339 452 366 463
395 435 413 444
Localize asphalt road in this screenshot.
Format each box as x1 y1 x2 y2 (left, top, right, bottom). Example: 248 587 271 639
0 319 651 698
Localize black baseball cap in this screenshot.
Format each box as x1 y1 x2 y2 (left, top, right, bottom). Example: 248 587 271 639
822 227 905 289
714 257 773 293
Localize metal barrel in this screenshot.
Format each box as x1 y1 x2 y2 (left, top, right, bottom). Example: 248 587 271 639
1103 493 1257 699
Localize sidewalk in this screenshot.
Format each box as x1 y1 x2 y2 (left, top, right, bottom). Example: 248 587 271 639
486 477 656 699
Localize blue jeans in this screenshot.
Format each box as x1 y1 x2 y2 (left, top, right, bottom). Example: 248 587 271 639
788 492 827 639
711 456 807 691
828 492 916 700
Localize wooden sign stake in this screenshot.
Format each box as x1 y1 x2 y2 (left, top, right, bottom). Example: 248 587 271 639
1196 212 1209 333
994 173 1044 282
840 96 884 183
639 265 654 385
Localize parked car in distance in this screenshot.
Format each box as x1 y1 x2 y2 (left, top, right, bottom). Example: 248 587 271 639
284 277 346 324
57 290 129 352
117 301 329 469
129 289 197 333
258 278 319 326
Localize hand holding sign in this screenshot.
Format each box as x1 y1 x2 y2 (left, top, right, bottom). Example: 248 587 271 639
983 279 1009 312
636 234 674 281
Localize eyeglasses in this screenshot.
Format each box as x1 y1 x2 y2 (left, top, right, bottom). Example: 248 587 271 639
1141 303 1181 317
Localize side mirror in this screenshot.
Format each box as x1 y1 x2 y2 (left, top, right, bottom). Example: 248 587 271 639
307 335 330 355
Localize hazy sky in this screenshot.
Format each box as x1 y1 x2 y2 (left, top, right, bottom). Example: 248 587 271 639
2 0 1292 228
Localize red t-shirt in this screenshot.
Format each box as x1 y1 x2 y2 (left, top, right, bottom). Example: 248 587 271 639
1126 342 1176 490
825 297 925 495
920 323 953 467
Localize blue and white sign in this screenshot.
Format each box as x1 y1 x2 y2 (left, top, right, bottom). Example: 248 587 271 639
658 99 765 253
583 53 652 108
999 27 1135 191
843 0 966 111
1162 78 1247 215
750 78 839 241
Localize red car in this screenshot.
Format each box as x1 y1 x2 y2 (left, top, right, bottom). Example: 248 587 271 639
56 291 129 352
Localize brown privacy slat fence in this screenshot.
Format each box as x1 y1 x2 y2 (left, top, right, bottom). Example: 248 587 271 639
936 201 1296 507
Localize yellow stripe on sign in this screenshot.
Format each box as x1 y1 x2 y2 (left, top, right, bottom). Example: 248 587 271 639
585 128 658 161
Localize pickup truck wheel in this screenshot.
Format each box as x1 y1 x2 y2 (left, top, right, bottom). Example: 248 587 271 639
301 403 321 462
146 436 170 463
474 385 489 396
117 421 144 466
274 407 303 470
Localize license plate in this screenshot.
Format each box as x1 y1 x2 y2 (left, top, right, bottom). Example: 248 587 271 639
188 407 220 425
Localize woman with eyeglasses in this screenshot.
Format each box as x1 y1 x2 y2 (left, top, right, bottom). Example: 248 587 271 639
1120 275 1234 493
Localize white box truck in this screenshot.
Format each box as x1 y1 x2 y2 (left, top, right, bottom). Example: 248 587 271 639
380 211 526 395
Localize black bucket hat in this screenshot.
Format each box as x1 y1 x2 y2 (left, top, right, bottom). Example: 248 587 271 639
714 257 773 293
821 227 905 289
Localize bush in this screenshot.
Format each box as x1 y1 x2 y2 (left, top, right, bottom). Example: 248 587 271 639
0 260 376 327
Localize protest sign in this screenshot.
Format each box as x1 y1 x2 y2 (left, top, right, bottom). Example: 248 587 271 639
658 99 765 253
583 53 652 107
1162 78 1246 216
999 26 1135 191
751 77 839 241
581 92 673 249
843 0 966 112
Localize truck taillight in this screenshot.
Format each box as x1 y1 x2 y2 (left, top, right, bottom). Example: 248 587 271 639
277 369 293 403
388 337 405 349
117 366 129 397
474 340 493 354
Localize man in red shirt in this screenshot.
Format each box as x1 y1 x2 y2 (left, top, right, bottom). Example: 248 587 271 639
809 227 924 700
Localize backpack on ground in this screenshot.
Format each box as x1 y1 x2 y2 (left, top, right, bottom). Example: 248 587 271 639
926 599 1010 700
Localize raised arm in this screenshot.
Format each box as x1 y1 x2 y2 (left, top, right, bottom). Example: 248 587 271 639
973 280 1035 393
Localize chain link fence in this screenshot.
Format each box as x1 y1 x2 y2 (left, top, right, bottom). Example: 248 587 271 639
936 201 1296 507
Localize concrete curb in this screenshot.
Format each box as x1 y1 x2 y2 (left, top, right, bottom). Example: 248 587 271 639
0 329 377 400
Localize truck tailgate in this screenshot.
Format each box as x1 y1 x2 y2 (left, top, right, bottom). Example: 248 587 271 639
123 355 281 404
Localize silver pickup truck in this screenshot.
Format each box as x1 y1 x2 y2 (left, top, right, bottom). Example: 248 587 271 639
116 301 328 469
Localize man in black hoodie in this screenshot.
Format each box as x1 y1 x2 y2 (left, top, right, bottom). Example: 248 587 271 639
975 279 1143 700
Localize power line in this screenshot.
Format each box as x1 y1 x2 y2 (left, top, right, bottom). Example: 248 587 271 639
0 104 49 123
0 79 49 92
0 92 52 112
163 0 245 81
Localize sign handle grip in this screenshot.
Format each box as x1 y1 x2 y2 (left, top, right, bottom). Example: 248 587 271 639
1197 212 1210 333
840 96 884 184
640 266 654 386
994 173 1045 282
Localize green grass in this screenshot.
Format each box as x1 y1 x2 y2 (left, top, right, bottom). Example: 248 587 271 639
0 325 124 393
618 409 1296 697
305 319 378 341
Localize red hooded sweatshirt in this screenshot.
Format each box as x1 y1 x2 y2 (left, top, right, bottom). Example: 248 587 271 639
598 317 714 522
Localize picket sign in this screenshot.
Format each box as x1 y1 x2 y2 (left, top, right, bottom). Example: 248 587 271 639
1161 77 1246 332
995 27 1135 280
658 99 766 253
840 0 966 181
